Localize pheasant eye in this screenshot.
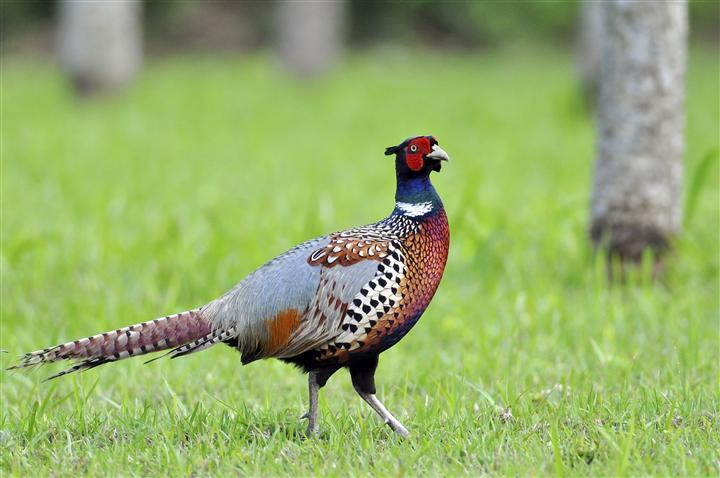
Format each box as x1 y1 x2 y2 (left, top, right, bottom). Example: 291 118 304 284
409 144 418 152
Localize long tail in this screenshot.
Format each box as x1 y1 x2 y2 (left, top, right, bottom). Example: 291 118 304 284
8 308 223 381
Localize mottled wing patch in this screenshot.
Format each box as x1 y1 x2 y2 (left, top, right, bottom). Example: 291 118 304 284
308 237 391 267
306 214 422 269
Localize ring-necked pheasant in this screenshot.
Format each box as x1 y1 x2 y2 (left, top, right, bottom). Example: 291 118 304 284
10 135 450 437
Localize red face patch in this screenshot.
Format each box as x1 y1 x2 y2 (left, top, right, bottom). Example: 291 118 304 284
405 137 432 171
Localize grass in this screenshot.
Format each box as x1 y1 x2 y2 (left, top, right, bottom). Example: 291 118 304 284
1 46 718 476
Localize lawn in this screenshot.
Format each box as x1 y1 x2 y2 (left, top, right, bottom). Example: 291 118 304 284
1 46 718 476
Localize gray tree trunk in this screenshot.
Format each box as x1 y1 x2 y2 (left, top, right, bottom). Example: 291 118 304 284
589 0 687 263
577 0 605 105
58 0 142 95
276 0 345 77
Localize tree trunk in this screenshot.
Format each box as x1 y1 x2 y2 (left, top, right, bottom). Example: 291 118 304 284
577 0 605 105
589 0 687 264
276 0 345 77
58 0 142 95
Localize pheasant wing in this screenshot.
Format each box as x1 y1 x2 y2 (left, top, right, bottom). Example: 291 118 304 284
204 230 398 362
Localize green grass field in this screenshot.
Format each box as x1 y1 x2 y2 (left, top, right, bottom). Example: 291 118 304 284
2 47 718 476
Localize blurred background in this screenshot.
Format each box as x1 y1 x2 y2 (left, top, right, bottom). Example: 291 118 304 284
2 0 717 256
2 1 718 58
1 1 719 475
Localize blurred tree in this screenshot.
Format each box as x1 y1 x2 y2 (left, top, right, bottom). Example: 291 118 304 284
590 0 687 266
58 0 142 95
348 0 577 48
577 0 604 105
276 0 345 77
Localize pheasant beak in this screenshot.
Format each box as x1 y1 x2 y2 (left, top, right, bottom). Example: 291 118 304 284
426 144 450 162
426 144 449 172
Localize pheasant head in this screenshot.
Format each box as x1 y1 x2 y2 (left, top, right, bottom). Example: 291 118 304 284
385 135 449 208
385 135 450 177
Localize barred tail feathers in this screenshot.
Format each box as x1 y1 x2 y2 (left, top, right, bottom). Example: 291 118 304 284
145 327 238 363
9 308 216 380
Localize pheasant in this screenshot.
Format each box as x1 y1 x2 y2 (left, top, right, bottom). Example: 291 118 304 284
10 135 450 437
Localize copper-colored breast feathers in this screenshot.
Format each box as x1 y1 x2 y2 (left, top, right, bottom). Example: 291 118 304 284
313 210 450 362
360 213 449 351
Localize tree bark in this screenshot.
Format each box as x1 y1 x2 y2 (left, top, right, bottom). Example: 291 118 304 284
58 0 142 95
589 0 687 264
276 0 345 77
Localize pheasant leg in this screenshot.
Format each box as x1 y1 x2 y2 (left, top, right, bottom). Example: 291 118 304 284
355 389 410 437
349 356 410 438
303 370 320 436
